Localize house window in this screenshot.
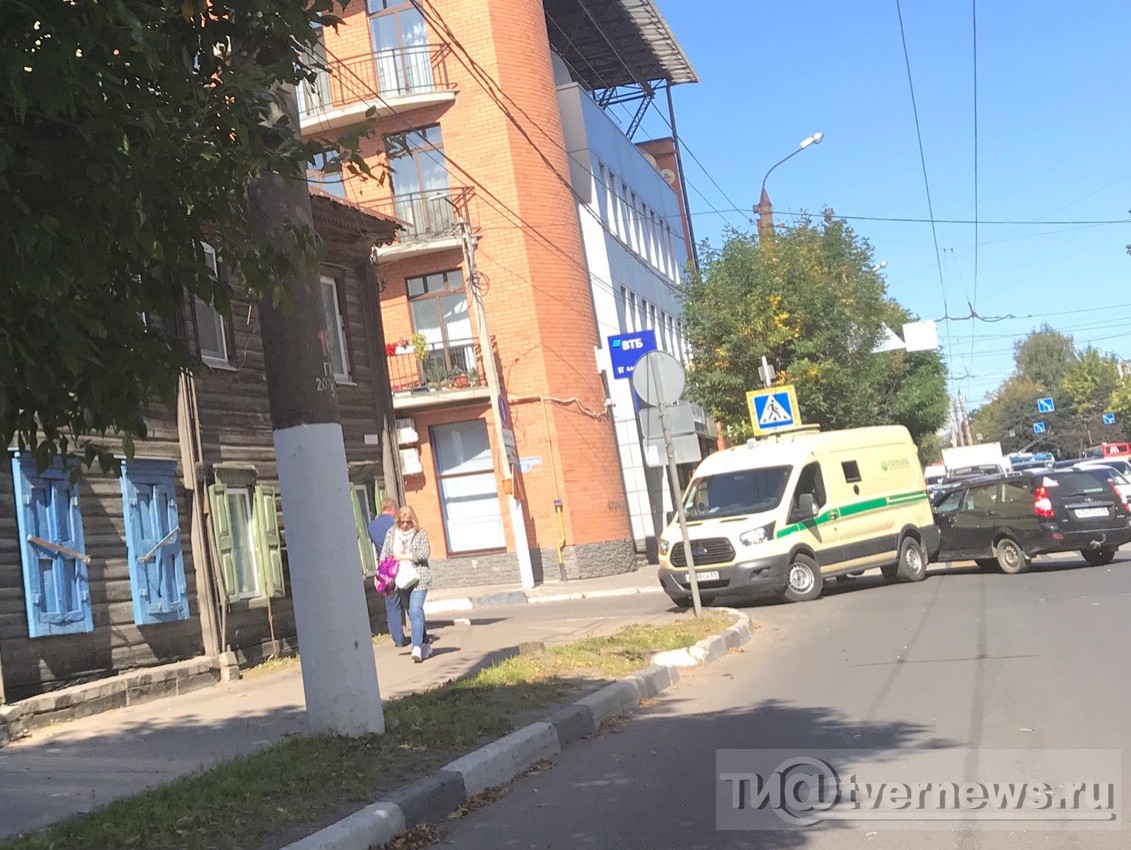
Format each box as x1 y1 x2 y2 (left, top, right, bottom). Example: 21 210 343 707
10 454 94 637
385 126 452 238
194 243 231 367
307 151 347 199
120 459 190 625
320 275 351 382
432 420 505 553
406 270 475 386
368 0 433 96
207 478 285 602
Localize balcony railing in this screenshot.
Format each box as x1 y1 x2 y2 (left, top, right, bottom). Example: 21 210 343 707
298 45 453 119
375 186 473 245
388 339 486 395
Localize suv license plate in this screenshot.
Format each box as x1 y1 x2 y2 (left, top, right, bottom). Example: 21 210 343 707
1075 507 1109 519
690 570 720 582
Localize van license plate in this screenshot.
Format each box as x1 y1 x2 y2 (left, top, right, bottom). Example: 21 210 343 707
1075 507 1109 519
691 571 720 582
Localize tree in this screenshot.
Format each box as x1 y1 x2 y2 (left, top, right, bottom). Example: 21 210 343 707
682 212 949 448
1060 348 1120 450
1 0 371 470
1013 325 1077 390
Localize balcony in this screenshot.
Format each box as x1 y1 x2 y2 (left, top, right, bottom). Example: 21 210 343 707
372 186 473 261
298 46 457 135
387 339 491 411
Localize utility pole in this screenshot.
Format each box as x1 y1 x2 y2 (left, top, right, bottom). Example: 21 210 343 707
249 86 383 736
459 219 535 588
959 392 974 445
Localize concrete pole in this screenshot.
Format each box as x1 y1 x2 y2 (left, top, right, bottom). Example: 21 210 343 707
249 86 383 737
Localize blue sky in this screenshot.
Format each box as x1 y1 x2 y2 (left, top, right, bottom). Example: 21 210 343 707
628 1 1131 410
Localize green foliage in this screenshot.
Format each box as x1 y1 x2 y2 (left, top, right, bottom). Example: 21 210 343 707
1013 324 1077 389
0 0 374 471
682 213 949 447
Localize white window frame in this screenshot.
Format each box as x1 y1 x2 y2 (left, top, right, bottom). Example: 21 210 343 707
195 243 231 367
226 486 261 600
320 275 351 382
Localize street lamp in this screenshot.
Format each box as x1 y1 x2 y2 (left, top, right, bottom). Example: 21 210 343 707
755 132 824 235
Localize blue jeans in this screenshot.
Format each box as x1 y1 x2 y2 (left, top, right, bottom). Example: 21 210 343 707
384 588 428 646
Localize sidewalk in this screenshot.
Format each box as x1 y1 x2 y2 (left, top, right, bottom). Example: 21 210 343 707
0 567 667 843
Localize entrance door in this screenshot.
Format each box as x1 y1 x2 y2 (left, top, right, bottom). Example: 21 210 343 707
432 420 506 553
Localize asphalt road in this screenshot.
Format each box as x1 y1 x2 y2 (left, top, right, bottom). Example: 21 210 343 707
437 555 1131 849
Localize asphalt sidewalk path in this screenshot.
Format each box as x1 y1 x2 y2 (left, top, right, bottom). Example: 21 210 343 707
0 586 677 842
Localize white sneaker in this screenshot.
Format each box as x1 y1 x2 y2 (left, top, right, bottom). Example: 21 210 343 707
411 645 423 662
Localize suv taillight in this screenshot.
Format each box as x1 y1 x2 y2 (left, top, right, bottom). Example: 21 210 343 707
1109 483 1131 512
1033 486 1055 519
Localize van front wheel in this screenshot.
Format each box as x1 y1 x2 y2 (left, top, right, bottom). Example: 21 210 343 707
898 537 928 582
781 554 823 602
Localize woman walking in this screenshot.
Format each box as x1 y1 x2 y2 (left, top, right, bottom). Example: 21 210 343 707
380 506 432 662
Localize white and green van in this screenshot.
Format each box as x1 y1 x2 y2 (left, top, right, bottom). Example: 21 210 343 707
658 425 939 605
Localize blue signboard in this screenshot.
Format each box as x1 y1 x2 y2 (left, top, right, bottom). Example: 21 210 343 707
1033 422 1047 434
1103 412 1117 426
1037 397 1056 414
607 330 657 380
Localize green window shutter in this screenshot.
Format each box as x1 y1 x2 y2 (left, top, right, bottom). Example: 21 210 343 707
254 484 286 598
352 487 378 576
207 483 241 604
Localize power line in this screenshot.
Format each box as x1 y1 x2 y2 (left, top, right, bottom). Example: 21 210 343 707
681 208 1131 226
897 0 952 373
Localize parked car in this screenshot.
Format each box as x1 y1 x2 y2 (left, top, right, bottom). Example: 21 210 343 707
932 469 1131 572
1077 458 1131 478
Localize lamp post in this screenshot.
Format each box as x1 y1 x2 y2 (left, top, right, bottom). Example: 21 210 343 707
755 132 824 235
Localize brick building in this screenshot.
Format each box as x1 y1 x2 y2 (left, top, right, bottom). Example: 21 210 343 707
301 0 699 584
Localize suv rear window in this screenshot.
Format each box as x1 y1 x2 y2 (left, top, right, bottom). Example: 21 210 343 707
1039 471 1110 496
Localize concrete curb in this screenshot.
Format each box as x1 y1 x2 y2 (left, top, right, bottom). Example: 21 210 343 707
423 583 664 616
281 607 752 850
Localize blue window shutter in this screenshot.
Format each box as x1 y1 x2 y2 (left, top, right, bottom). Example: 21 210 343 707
120 460 190 625
11 454 94 638
254 484 286 598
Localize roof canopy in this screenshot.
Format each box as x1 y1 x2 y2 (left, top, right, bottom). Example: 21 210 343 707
543 0 698 91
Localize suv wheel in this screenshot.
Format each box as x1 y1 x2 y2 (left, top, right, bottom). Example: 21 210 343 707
781 553 823 602
995 538 1031 574
1081 547 1116 567
897 537 928 582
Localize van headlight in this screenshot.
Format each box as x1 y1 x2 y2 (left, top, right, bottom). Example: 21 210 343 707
659 539 671 555
739 523 775 547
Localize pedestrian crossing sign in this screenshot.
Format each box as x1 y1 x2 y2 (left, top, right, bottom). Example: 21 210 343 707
746 385 801 436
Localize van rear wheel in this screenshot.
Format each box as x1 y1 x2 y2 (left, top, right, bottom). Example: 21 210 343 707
781 553 823 603
897 537 928 582
995 538 1031 574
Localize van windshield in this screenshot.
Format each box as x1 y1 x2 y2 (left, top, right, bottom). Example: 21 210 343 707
684 466 792 520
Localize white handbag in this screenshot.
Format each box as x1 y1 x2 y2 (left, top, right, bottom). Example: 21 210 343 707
394 560 420 590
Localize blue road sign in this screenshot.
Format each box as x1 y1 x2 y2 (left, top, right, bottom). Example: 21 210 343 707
747 386 800 434
1037 397 1056 414
1104 412 1117 426
607 330 657 380
1033 422 1047 434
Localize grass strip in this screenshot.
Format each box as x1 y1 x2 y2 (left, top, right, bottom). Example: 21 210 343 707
1 616 731 850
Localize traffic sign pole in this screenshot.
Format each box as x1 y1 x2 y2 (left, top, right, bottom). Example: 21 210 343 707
660 399 702 618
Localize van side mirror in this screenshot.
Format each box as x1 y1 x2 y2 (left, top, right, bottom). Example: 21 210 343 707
796 493 818 518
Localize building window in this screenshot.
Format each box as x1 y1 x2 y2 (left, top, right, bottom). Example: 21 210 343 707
10 454 94 638
194 243 231 367
648 303 657 331
432 420 505 553
385 126 452 239
320 275 351 382
627 291 638 332
120 459 190 625
607 170 622 238
598 164 610 225
207 479 285 602
406 269 476 385
368 0 433 96
307 151 347 199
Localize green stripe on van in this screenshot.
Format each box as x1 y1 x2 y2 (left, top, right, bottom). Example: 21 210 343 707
775 490 929 539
